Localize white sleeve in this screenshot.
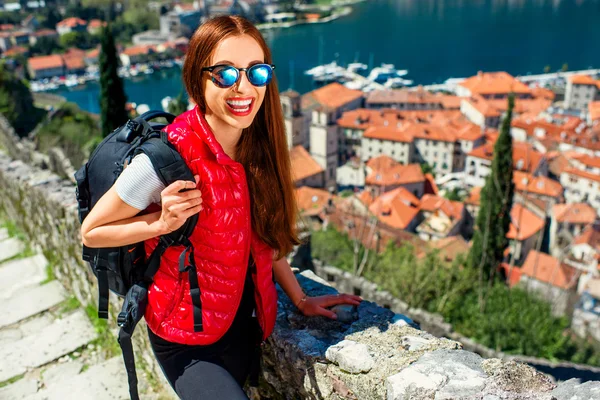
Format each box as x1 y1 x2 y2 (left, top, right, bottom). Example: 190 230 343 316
115 153 166 210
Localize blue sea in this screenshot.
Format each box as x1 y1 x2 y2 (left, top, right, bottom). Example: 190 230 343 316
53 0 600 113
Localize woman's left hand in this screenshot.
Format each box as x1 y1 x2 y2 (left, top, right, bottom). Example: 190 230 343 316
298 293 362 319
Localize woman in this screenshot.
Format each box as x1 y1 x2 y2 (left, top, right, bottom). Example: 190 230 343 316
81 15 361 399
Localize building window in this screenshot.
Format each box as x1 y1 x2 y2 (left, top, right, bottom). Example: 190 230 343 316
326 273 335 282
353 287 362 296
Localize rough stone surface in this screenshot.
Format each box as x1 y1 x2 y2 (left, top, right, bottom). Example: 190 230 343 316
41 360 84 386
0 237 25 262
0 254 48 299
26 357 129 400
326 340 374 374
0 310 97 382
0 378 39 399
552 379 600 400
0 280 65 328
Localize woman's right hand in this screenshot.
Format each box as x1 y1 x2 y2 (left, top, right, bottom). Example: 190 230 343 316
159 175 203 233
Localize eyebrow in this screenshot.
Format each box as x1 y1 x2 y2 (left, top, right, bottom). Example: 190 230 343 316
212 60 265 67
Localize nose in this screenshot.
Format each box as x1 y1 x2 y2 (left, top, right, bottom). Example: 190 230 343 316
234 70 253 93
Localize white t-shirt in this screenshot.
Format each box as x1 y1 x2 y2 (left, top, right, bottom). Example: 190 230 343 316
115 153 165 210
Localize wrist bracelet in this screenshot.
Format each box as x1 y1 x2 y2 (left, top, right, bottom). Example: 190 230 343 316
295 294 307 309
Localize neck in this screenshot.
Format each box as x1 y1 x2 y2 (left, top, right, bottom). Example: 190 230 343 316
204 112 242 161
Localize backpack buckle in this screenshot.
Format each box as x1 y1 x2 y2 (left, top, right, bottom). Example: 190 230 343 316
117 311 128 328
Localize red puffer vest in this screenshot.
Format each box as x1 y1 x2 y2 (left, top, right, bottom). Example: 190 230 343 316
144 106 278 345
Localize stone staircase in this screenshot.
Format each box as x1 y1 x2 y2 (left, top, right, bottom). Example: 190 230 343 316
0 228 130 399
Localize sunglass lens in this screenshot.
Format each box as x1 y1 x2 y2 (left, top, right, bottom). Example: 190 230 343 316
213 66 239 88
248 64 273 87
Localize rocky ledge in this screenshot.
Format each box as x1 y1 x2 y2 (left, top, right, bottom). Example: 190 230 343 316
255 270 600 400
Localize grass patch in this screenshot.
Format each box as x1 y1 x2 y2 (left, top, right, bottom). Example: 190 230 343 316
84 304 120 358
0 219 26 242
40 249 60 285
0 373 25 389
58 295 81 316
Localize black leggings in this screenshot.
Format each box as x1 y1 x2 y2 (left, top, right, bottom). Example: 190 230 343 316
147 317 259 400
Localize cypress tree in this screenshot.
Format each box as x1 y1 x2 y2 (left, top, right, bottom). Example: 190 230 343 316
99 24 128 137
468 94 515 286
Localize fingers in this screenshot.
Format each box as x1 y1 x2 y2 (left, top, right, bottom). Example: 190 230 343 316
323 293 362 307
315 306 338 320
161 179 197 195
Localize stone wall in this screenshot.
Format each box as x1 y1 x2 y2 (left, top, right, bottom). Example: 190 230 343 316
0 113 76 182
1 150 599 399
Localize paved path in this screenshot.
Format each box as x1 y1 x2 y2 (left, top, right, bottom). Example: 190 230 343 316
0 228 130 399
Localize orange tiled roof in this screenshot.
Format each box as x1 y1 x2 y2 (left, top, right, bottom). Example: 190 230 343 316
469 142 544 173
404 122 457 142
520 250 579 290
122 44 153 56
27 54 63 70
64 54 85 70
362 125 413 143
366 160 425 187
563 167 600 183
57 17 87 28
531 87 556 101
464 95 501 117
574 154 600 169
302 82 363 110
419 194 464 220
33 28 58 37
465 186 481 206
366 88 460 108
569 74 597 86
553 203 597 224
295 186 332 217
459 71 532 95
88 19 106 29
290 145 324 182
589 101 600 122
456 123 484 141
573 224 600 250
86 48 100 58
0 24 14 31
512 171 563 198
3 46 28 57
507 203 545 240
369 187 420 230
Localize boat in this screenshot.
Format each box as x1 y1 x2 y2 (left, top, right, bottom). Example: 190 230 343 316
65 75 79 88
304 61 340 76
367 63 408 83
346 62 367 73
383 77 414 88
344 80 367 90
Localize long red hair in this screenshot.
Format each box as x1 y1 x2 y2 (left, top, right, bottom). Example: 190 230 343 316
182 15 300 259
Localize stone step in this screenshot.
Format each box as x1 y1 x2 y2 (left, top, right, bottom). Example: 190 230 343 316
25 357 129 400
0 377 38 399
0 281 66 329
0 254 48 299
0 228 8 241
0 310 97 383
0 237 25 263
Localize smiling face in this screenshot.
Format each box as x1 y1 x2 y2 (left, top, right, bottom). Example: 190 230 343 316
203 34 267 132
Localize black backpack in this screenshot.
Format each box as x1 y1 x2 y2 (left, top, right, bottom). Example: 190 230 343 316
74 111 203 400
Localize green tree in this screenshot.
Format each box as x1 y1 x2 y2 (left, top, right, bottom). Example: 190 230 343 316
543 65 551 74
561 63 569 72
0 63 38 135
98 25 128 137
167 91 188 116
467 95 515 300
30 37 63 56
420 162 435 178
444 187 466 202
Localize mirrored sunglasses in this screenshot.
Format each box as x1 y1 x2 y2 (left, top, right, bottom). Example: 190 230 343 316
201 64 275 88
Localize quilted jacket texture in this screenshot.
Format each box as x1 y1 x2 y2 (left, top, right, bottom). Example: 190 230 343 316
144 106 278 345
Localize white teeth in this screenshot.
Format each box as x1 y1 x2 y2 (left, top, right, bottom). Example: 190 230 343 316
226 99 252 106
